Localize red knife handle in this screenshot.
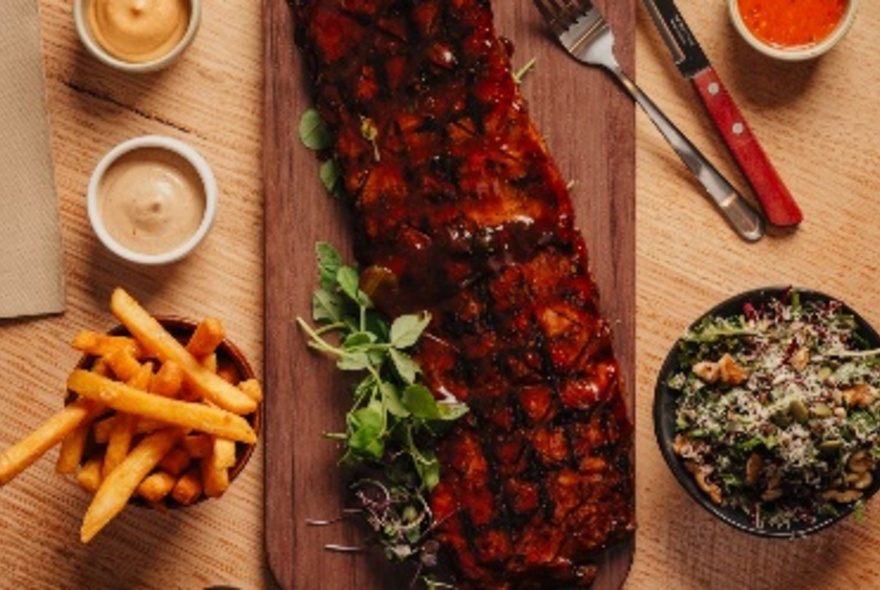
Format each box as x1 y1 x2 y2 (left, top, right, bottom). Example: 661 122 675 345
692 67 803 227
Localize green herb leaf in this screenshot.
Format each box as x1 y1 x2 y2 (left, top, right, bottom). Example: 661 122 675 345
390 312 431 349
297 241 470 570
299 108 332 150
343 331 378 349
316 242 342 290
412 447 440 490
319 159 341 197
348 404 386 460
312 288 342 324
437 400 469 421
336 266 366 306
389 348 420 384
380 381 410 418
337 350 372 372
403 384 442 420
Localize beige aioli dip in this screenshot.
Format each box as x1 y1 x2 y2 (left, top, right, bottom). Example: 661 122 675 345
87 0 190 63
98 148 205 256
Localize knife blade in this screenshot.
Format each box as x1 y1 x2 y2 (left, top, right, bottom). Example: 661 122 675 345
642 0 803 228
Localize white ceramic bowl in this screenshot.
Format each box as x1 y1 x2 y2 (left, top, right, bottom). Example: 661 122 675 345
87 135 217 265
729 0 858 61
73 0 201 73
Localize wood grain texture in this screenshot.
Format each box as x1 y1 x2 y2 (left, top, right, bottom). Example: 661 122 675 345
629 2 880 589
262 0 635 588
0 1 267 588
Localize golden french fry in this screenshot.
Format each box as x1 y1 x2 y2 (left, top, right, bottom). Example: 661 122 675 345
182 433 212 459
81 428 184 542
102 413 137 479
0 398 103 486
102 364 153 479
238 378 263 403
67 370 256 444
171 467 203 506
149 361 184 398
158 447 191 476
71 331 146 359
137 471 177 504
201 353 218 374
216 363 240 385
185 317 226 358
56 420 92 475
76 457 103 494
201 451 230 499
90 357 112 377
134 418 172 435
109 288 257 414
102 348 142 383
91 416 116 444
213 437 236 469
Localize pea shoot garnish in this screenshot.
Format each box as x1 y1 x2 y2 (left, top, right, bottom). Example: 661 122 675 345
297 242 468 576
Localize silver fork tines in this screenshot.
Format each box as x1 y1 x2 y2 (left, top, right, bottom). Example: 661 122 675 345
532 0 765 242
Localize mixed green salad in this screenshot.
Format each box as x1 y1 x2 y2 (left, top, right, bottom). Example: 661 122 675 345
667 290 880 529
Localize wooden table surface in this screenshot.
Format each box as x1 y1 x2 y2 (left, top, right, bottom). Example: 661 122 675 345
2 1 878 588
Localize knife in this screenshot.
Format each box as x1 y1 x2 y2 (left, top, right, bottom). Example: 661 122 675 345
641 0 803 228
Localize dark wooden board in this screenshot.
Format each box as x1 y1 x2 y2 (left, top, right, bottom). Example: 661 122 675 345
263 1 636 587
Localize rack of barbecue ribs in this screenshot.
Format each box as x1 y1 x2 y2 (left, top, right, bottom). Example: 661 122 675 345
292 0 635 587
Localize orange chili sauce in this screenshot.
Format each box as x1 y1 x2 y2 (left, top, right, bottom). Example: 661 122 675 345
738 0 847 49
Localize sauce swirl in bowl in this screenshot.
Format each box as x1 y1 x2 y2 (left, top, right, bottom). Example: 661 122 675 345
87 135 217 265
730 0 858 61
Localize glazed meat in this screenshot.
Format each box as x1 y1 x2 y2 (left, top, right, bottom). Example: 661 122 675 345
292 0 635 587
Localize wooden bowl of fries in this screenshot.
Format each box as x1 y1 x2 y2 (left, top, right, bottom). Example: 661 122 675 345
69 316 260 508
0 288 261 543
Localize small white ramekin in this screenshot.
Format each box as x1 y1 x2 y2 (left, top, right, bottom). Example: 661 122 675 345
87 135 217 265
729 0 858 62
73 0 202 74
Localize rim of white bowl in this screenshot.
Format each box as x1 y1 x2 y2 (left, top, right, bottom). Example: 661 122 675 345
729 0 858 62
73 0 202 73
86 135 218 266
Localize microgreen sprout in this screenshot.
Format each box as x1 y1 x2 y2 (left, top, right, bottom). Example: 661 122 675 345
297 242 467 585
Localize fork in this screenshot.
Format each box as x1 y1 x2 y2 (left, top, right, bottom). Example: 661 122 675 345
533 0 765 242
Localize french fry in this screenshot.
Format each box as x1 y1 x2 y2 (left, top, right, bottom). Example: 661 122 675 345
81 428 184 542
109 288 257 414
238 378 264 403
213 438 236 470
71 331 146 359
171 467 203 506
67 370 256 444
101 414 137 479
102 364 153 479
102 348 142 383
0 399 103 486
182 433 212 459
149 360 184 398
137 471 177 504
91 416 116 444
202 437 236 498
89 357 112 377
216 363 240 385
76 457 103 494
134 418 172 435
56 420 92 475
201 353 218 374
158 447 191 476
185 317 226 358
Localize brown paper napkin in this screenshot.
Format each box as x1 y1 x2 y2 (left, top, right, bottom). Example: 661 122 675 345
0 0 66 318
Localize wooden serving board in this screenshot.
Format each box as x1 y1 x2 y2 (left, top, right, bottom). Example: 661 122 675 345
263 0 636 587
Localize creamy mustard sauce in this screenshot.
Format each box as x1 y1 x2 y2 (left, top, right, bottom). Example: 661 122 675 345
99 148 205 256
87 0 190 63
